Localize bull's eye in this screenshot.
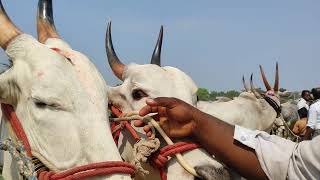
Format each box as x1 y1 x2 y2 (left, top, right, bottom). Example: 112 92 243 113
35 101 47 108
132 89 148 100
33 98 61 110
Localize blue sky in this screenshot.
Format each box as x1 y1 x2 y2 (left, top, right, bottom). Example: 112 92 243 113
0 0 319 91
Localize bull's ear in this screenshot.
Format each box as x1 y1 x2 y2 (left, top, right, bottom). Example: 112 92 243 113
0 69 19 105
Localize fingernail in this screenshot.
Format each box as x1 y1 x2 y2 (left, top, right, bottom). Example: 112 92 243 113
146 98 155 103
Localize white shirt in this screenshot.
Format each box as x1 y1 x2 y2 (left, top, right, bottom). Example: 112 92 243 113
307 100 320 130
297 98 309 110
234 125 320 180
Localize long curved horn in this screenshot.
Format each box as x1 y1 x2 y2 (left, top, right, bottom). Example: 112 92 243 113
250 74 262 98
0 0 21 49
37 0 60 43
105 21 125 80
242 75 250 92
274 62 279 92
150 26 163 66
259 65 272 91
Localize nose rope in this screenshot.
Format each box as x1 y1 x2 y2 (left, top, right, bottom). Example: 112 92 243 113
110 112 200 178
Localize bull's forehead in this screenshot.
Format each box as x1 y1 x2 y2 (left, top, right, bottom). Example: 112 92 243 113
123 63 198 104
6 34 68 67
5 34 107 106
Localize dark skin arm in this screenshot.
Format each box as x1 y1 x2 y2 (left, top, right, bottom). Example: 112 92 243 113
304 127 314 140
135 97 268 180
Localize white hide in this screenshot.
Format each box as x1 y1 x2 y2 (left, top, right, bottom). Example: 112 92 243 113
109 64 226 180
1 35 130 180
108 63 280 180
108 63 198 112
197 92 277 131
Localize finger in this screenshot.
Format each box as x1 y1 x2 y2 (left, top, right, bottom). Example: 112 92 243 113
143 125 151 133
147 131 152 137
158 106 167 117
149 97 178 109
133 120 145 127
139 105 153 116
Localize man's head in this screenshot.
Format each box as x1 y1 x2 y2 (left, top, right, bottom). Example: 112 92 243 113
311 87 320 100
301 90 311 101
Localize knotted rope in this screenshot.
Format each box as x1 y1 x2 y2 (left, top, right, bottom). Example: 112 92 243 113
0 138 37 180
110 112 200 178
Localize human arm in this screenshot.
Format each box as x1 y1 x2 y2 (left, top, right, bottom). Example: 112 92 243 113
292 121 300 135
135 97 268 179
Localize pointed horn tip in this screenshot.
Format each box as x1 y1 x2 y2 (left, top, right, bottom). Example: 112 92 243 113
107 21 112 29
259 65 263 69
159 26 164 37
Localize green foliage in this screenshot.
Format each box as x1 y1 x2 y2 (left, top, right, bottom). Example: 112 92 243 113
197 88 210 101
197 88 241 101
0 175 3 180
197 87 301 103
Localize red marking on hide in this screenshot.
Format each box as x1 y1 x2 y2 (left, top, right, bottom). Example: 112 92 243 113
37 71 44 78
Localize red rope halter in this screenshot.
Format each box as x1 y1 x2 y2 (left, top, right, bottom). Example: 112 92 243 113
110 106 200 180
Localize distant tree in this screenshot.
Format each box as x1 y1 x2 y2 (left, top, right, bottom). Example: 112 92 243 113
209 91 218 100
197 88 210 101
225 90 240 99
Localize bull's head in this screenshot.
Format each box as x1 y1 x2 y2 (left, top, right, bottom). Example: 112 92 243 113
106 22 198 112
1 1 127 179
243 63 281 118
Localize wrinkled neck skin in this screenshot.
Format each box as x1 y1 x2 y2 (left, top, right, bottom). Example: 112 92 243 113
197 92 279 131
2 35 130 180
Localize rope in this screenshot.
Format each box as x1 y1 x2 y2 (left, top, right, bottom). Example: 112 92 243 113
110 112 200 178
1 101 136 179
279 115 300 142
38 162 135 180
110 106 141 144
1 104 32 157
132 138 160 175
0 138 37 180
151 142 200 180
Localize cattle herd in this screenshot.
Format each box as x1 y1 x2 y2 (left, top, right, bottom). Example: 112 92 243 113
0 0 301 180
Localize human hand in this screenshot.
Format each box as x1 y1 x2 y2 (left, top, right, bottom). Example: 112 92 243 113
134 97 198 138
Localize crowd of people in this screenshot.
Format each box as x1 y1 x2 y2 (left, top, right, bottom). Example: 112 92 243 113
293 88 320 140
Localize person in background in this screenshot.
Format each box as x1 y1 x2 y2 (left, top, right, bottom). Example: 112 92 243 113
135 97 320 179
297 90 312 119
293 90 312 138
305 87 320 140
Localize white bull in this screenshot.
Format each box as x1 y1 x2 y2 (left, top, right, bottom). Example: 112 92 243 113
106 23 281 180
0 1 129 180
